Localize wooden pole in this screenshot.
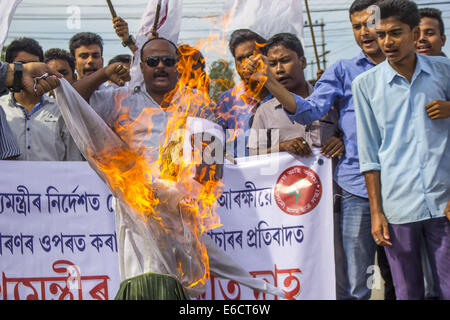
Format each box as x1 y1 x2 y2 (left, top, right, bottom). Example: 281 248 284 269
304 0 321 70
151 0 163 38
106 0 117 18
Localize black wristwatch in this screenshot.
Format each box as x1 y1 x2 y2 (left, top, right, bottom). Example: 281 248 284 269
122 35 135 47
9 62 23 93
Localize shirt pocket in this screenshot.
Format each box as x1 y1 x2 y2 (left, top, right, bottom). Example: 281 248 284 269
42 114 59 128
41 114 60 142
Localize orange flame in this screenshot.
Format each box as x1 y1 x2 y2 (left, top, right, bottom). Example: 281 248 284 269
87 35 227 291
86 3 271 289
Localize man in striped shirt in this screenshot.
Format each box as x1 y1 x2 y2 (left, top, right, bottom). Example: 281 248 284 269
0 106 19 159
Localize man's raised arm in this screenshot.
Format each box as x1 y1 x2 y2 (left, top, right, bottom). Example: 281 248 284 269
1 61 62 96
247 56 343 125
72 63 130 102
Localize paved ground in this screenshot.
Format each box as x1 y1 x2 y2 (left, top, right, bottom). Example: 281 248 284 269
369 252 385 300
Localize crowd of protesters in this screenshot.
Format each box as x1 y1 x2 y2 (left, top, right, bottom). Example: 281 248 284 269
0 0 448 300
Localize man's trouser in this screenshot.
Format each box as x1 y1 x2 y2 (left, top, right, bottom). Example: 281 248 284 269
336 189 377 300
384 217 450 300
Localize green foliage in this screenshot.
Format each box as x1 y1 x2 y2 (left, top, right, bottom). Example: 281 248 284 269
1 46 6 61
208 59 235 103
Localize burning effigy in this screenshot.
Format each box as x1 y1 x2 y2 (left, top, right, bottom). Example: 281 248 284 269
52 1 283 300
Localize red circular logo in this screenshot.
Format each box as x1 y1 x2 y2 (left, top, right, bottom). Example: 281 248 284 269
274 166 322 215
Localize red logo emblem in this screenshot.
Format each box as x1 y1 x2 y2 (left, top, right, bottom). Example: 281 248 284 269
274 166 322 215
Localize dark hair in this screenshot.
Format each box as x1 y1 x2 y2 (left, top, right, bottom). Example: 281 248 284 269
5 37 43 63
266 33 305 58
44 48 76 73
419 8 445 36
377 0 420 30
108 54 132 65
69 32 104 56
349 0 378 17
228 29 267 57
139 37 178 62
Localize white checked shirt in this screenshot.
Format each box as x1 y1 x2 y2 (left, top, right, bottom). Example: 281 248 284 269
0 93 83 161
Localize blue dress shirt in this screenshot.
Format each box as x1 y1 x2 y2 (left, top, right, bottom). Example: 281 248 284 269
353 54 450 224
286 51 377 198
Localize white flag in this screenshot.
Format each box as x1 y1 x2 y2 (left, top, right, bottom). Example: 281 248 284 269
130 0 183 88
0 0 22 52
223 0 303 42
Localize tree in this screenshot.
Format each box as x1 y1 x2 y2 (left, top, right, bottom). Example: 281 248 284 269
1 46 6 61
208 59 235 103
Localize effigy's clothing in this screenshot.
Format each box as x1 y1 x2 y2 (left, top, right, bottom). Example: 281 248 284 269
89 84 170 161
89 83 190 282
114 272 189 300
55 79 286 299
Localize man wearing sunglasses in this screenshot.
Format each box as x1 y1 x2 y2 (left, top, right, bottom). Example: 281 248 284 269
73 37 177 108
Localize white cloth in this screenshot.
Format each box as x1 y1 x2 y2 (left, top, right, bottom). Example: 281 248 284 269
129 0 183 88
0 0 22 52
223 0 303 41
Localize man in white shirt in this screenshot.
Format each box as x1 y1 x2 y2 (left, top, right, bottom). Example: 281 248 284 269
0 38 82 161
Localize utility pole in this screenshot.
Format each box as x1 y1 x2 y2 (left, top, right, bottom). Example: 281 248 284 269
320 18 326 69
304 20 329 80
304 0 321 70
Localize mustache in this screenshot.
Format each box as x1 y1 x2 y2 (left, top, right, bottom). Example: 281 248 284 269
153 70 169 78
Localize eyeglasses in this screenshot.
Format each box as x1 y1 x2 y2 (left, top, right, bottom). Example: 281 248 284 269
145 56 177 67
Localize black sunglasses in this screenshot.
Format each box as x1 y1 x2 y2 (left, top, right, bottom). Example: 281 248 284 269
145 56 177 67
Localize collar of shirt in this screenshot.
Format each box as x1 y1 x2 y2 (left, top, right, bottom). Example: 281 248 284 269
354 53 450 223
10 93 46 117
383 53 432 84
355 51 377 68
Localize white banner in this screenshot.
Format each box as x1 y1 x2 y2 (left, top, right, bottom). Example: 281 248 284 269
199 151 335 300
0 161 119 300
0 151 335 300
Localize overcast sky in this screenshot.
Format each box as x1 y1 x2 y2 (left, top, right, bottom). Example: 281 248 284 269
7 0 450 80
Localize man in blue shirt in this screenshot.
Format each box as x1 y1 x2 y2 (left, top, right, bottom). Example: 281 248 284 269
353 0 450 300
414 6 449 300
215 29 268 158
216 29 306 159
281 0 388 299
